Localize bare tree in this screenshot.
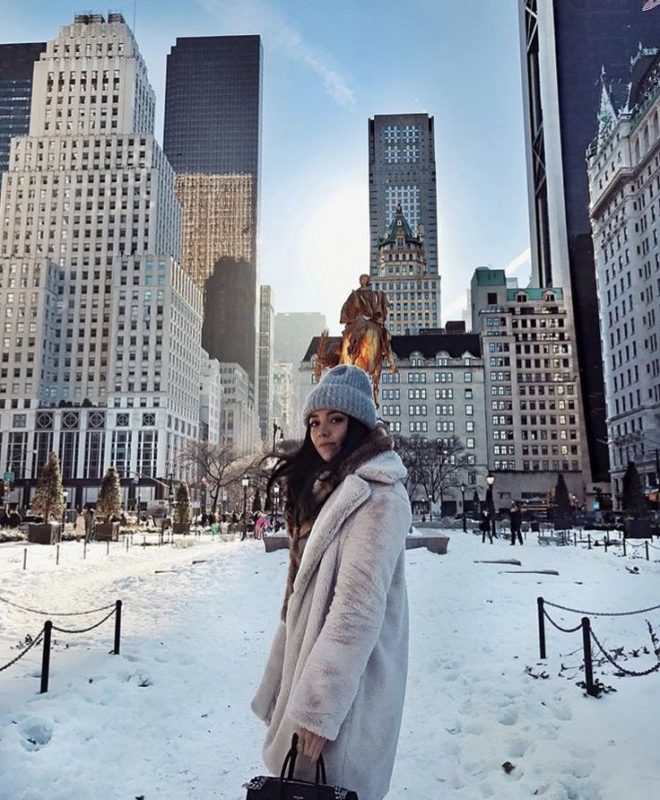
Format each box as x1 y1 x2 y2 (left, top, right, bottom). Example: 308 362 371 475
177 441 240 513
394 435 470 518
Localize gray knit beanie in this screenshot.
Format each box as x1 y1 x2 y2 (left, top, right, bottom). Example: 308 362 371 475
303 365 378 430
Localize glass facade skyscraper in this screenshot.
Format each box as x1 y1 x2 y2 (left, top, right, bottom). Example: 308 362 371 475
0 42 46 175
163 35 262 390
519 0 660 484
163 35 261 176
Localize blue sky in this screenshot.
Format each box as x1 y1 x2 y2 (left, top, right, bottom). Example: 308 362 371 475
1 0 531 332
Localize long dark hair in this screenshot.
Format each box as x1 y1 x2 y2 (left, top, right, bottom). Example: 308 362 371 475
266 415 370 528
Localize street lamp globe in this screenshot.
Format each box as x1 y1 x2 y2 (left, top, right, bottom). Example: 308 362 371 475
486 472 495 488
241 475 249 489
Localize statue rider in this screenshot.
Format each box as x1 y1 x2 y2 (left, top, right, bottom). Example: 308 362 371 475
339 274 396 372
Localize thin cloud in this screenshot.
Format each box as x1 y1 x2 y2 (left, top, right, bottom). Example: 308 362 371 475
504 247 531 277
196 0 355 108
441 247 532 325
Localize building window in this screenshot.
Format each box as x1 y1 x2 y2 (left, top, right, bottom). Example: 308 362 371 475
84 431 105 479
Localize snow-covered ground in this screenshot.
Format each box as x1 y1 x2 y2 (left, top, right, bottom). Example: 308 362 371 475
1 529 659 800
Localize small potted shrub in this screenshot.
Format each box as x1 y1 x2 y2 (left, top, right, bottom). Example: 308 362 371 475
95 467 122 541
173 481 192 535
28 452 64 544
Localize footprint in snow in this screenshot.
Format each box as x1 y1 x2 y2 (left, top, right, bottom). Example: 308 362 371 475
19 718 53 751
497 706 518 726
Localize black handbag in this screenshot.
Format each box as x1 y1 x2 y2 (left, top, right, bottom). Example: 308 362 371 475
245 733 359 800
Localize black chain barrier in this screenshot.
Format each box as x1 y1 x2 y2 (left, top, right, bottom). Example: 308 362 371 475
589 627 660 678
51 607 117 635
1 600 122 692
537 596 660 696
542 608 583 634
0 629 45 673
544 599 660 617
0 595 116 616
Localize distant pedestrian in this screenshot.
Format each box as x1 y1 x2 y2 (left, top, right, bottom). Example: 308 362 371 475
480 510 493 544
509 503 523 545
254 512 268 540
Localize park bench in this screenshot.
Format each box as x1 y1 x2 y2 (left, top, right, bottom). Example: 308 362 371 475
537 527 569 546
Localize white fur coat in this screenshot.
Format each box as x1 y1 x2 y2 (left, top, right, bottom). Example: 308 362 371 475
251 449 411 800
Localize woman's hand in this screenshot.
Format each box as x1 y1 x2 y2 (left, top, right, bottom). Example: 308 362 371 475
297 726 327 762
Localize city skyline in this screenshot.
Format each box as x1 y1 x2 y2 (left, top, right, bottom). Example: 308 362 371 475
0 0 531 331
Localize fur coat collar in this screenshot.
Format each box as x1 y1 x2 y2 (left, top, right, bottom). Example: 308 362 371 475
282 424 397 619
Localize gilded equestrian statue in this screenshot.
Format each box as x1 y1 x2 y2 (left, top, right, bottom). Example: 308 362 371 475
315 274 397 407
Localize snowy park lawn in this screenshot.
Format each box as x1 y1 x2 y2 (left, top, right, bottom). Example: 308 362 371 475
1 529 659 800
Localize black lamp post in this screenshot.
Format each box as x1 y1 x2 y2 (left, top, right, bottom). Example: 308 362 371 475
272 484 280 526
200 477 208 517
486 472 496 537
168 471 175 518
241 475 249 541
62 489 69 530
460 482 466 532
272 421 284 451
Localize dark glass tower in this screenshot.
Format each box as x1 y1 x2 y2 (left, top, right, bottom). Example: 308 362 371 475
368 114 438 277
0 42 46 175
163 35 262 389
519 0 660 484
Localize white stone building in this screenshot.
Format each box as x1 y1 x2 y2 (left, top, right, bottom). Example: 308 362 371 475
587 46 660 500
299 331 487 515
218 363 260 455
0 14 204 510
200 353 222 446
272 362 296 440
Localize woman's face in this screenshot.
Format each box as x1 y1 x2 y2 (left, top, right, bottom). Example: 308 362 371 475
308 409 349 462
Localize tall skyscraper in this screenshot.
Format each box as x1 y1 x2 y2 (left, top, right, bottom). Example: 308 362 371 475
0 42 45 175
519 0 660 484
163 35 262 388
258 285 274 441
0 14 203 509
368 114 439 279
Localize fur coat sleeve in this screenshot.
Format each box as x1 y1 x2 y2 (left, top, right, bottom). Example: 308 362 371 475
251 621 286 725
287 481 409 741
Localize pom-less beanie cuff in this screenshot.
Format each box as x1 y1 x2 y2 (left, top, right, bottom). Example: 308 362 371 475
303 364 378 429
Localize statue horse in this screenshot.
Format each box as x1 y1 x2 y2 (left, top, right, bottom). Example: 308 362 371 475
314 321 385 408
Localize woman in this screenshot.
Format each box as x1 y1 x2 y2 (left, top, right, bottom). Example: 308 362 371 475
252 364 411 800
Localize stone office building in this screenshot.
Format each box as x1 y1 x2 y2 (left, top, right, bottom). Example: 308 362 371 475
0 15 209 509
587 45 660 501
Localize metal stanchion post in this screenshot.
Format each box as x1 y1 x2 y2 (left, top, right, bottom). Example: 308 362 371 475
40 621 52 694
113 600 122 655
581 617 597 697
537 597 546 659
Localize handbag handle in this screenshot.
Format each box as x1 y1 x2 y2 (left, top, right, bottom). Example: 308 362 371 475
279 733 299 783
278 734 328 800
